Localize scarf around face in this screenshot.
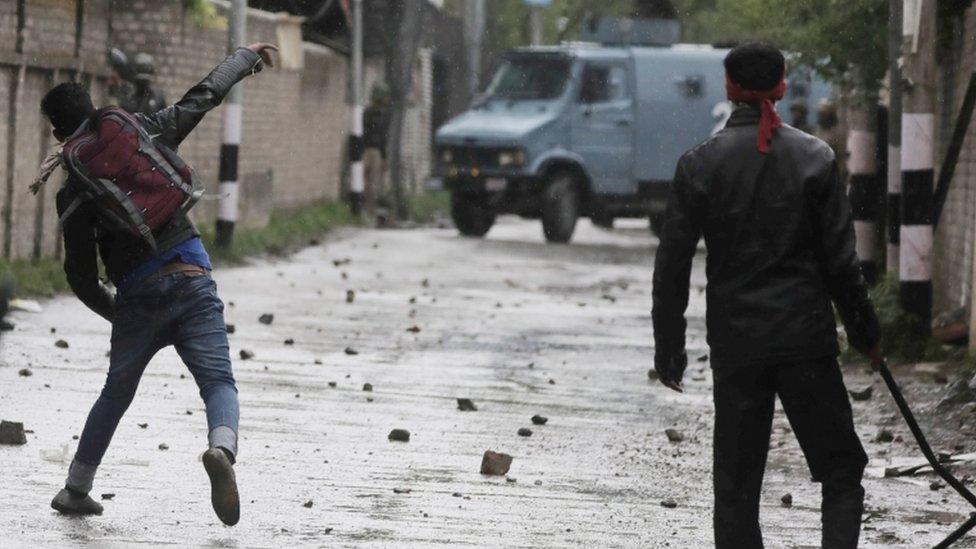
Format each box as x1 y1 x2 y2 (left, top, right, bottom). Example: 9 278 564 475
725 73 787 154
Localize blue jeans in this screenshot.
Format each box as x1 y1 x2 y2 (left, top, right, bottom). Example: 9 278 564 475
66 273 238 493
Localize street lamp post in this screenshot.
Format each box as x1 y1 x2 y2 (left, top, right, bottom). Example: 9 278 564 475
216 0 247 248
348 0 365 215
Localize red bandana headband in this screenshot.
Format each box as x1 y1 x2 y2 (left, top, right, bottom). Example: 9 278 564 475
725 73 787 154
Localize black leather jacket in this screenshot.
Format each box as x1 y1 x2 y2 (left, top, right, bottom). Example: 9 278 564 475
652 105 879 373
56 48 262 322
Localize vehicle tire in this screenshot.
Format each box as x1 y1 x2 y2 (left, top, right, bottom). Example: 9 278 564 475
451 191 495 237
591 212 614 229
542 172 579 244
649 213 664 237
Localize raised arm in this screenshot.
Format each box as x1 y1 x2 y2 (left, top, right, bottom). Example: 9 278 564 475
652 156 704 391
136 44 276 149
810 153 880 357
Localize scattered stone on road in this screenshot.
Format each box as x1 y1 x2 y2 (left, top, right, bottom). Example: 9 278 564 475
849 386 874 401
647 369 659 381
17 368 31 377
0 421 27 445
531 415 548 425
239 349 255 360
363 383 373 392
303 500 314 508
665 429 685 443
101 493 115 500
930 481 945 491
54 339 69 349
661 499 677 509
284 338 295 345
345 290 355 304
875 429 894 443
406 325 421 333
393 487 412 494
225 323 236 334
258 313 274 325
137 423 148 429
158 443 169 451
0 219 963 547
456 398 477 411
697 355 709 362
517 428 533 437
388 429 410 442
327 381 337 388
781 493 793 508
480 451 513 476
344 347 359 356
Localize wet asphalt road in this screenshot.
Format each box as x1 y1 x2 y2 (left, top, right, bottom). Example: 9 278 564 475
0 217 973 548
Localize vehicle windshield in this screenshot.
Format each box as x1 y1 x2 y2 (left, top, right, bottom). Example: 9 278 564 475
485 56 571 100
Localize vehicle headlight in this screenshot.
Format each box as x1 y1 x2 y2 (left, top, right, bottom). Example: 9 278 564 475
440 148 453 164
498 149 526 167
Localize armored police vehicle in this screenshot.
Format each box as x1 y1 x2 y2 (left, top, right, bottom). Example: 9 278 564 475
433 40 830 243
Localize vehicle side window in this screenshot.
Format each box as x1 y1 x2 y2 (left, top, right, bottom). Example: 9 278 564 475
579 64 629 104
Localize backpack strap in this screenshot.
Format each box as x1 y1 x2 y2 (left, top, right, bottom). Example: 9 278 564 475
57 195 86 226
99 178 159 251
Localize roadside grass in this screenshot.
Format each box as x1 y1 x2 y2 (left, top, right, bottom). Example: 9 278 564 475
0 258 71 298
201 199 356 264
841 273 948 364
403 190 450 224
0 194 448 298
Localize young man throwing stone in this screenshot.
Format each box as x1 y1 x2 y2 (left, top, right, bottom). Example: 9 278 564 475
38 43 278 525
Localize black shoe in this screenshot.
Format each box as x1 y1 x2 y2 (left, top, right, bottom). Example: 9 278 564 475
203 448 239 526
51 487 103 516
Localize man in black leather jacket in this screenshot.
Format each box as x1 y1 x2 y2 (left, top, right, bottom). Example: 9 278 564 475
652 43 883 548
39 43 277 525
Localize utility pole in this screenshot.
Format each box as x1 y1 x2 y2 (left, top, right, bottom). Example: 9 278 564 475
464 0 485 96
525 0 550 47
887 0 903 276
348 0 365 215
848 99 880 285
216 0 247 247
899 0 936 330
530 7 543 45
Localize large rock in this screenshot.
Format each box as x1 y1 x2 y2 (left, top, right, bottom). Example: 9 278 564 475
849 386 873 402
938 380 976 411
665 429 684 443
480 450 513 475
388 429 410 442
0 421 26 445
457 398 477 411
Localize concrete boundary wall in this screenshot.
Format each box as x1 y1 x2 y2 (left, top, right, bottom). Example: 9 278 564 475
0 0 436 261
933 6 976 317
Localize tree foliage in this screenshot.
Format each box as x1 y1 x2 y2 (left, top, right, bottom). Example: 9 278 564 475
183 0 225 29
673 0 888 93
446 0 889 93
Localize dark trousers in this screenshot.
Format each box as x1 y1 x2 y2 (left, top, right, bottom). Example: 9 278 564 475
712 356 867 549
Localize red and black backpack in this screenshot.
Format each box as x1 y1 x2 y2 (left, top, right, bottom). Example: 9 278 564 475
59 107 202 250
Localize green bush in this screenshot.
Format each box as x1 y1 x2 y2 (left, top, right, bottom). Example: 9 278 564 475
843 274 947 363
201 199 355 264
404 191 450 224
